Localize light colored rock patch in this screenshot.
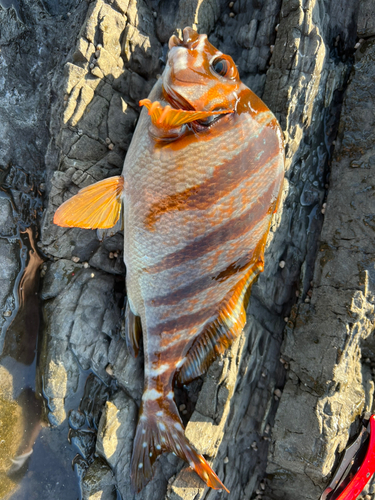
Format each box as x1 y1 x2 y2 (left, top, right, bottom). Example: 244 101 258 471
98 401 122 460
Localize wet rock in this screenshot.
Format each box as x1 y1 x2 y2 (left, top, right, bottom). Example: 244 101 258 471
81 457 117 500
41 259 82 300
0 198 15 237
89 234 125 275
43 338 80 426
69 408 86 430
358 0 375 37
41 0 353 496
79 373 112 430
0 239 20 349
109 335 144 401
267 32 375 500
185 336 245 458
71 429 97 459
96 390 138 497
41 267 121 424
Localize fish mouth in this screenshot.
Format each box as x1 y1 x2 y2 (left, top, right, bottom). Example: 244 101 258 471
140 98 233 134
162 87 232 129
163 86 195 113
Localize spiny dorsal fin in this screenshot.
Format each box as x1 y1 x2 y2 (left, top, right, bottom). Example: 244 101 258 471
124 300 142 358
139 99 232 128
177 262 263 385
54 175 124 229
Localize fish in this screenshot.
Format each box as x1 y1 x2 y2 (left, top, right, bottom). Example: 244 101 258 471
54 26 285 493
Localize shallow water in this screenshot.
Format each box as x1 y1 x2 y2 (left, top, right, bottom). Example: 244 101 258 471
0 227 84 499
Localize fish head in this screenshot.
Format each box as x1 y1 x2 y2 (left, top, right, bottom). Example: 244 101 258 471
163 27 241 115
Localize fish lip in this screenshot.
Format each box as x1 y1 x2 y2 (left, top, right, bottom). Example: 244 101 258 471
162 85 234 118
168 27 201 50
163 87 233 131
162 85 195 112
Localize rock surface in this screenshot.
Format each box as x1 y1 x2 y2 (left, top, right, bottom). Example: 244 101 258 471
1 0 375 499
267 30 375 500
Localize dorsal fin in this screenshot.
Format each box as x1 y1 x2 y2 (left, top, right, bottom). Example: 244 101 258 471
124 300 142 358
176 262 263 385
139 99 232 128
54 175 124 229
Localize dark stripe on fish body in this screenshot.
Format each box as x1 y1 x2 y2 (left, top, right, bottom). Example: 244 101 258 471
147 179 278 275
148 238 266 308
146 116 280 230
148 303 217 337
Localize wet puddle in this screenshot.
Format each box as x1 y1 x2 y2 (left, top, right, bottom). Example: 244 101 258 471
0 167 95 499
0 226 83 499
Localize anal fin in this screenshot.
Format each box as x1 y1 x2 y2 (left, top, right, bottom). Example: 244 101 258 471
54 175 124 229
177 262 263 385
124 300 142 358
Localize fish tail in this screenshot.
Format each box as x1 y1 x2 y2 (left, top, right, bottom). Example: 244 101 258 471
130 396 229 493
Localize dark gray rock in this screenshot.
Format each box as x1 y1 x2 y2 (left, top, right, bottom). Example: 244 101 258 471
41 266 121 395
0 239 19 349
39 0 368 497
358 0 375 37
109 335 144 401
96 390 138 499
267 31 375 500
41 259 82 300
81 457 117 500
0 199 15 237
89 233 125 275
69 408 86 429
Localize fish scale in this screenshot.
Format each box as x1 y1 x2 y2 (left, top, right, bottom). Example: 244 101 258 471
54 27 284 493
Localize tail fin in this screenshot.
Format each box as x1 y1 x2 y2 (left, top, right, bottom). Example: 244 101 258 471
130 398 229 493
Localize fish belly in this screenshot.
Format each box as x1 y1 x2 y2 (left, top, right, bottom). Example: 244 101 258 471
124 108 283 369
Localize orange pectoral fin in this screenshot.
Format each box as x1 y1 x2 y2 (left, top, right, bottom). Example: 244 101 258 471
54 175 124 229
139 99 233 128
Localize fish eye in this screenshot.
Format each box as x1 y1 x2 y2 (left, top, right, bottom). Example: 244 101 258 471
212 58 230 77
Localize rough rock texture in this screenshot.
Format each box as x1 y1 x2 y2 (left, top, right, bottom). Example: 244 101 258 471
267 31 375 500
1 0 375 499
0 0 88 350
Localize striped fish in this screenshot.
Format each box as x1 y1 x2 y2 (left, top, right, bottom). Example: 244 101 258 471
54 27 284 493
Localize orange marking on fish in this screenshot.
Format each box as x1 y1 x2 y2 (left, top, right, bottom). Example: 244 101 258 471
145 120 280 230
